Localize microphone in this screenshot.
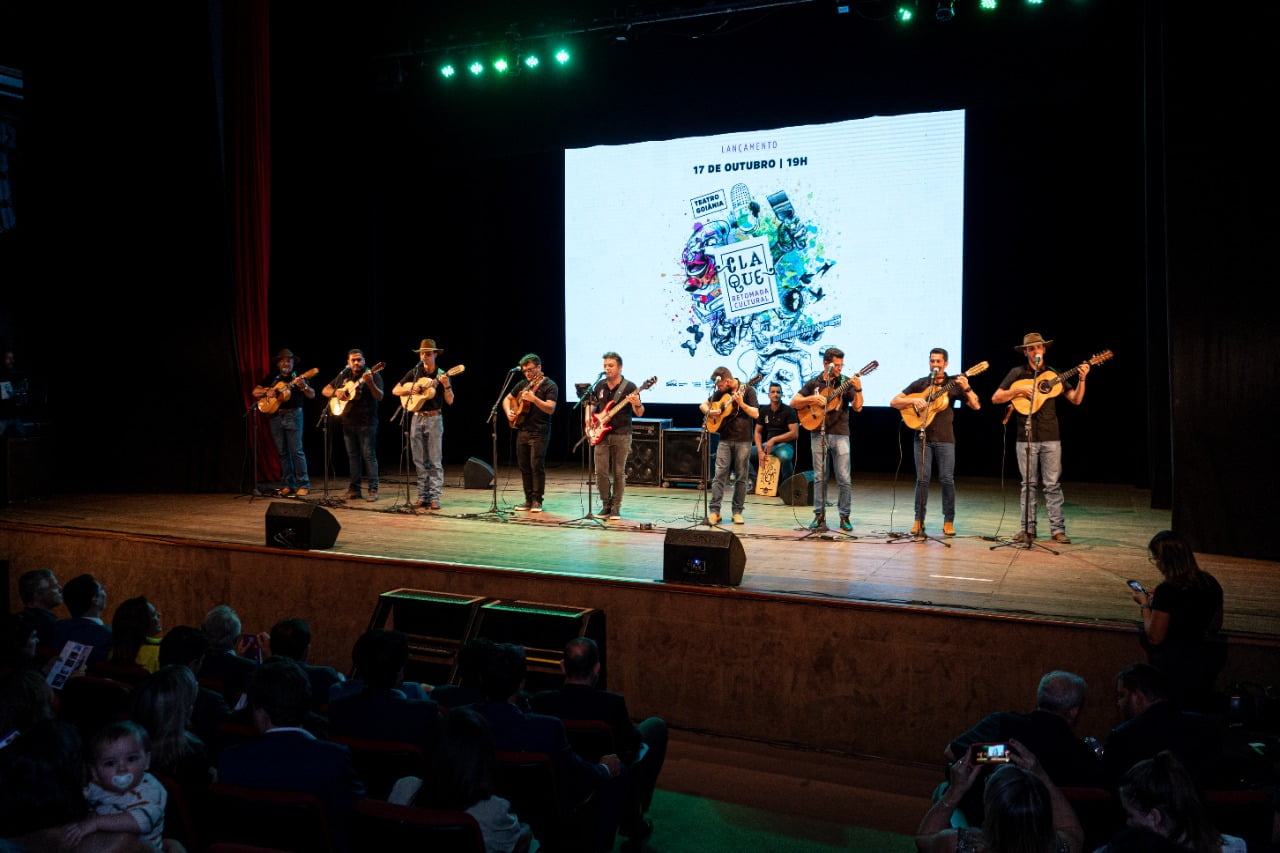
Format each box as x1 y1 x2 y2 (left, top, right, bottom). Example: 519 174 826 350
1034 354 1043 367
929 367 939 377
509 366 523 372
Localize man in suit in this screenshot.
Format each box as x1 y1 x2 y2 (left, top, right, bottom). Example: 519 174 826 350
200 605 260 707
532 637 666 847
328 629 440 751
269 618 345 713
1102 662 1220 787
17 569 62 647
52 574 112 662
217 658 365 851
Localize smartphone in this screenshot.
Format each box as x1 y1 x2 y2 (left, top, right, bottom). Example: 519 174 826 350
1126 579 1146 595
973 743 1011 764
239 632 262 664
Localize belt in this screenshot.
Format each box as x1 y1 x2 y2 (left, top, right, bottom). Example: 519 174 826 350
414 409 442 417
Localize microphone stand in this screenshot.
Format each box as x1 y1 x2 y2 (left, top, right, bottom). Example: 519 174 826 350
686 396 716 528
316 406 343 507
462 369 519 522
236 401 265 501
891 374 949 547
387 397 417 513
800 369 837 539
562 377 607 528
993 358 1057 554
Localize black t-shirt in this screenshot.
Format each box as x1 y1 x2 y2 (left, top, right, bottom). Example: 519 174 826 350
328 367 383 425
1151 574 1224 647
398 362 447 414
798 373 858 435
757 403 799 443
512 376 559 434
707 384 759 443
589 378 638 435
258 371 308 413
998 364 1076 442
901 375 957 443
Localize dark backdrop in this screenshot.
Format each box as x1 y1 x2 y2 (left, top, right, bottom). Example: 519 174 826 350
1 1 1274 558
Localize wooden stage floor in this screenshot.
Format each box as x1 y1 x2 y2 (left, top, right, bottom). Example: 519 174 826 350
4 465 1278 640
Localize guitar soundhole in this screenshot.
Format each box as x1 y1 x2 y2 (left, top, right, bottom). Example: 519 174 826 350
1037 380 1053 394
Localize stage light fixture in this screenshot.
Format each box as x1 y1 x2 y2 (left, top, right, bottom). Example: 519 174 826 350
936 0 954 21
896 4 915 22
1025 0 1043 5
523 54 540 69
469 61 484 75
554 48 570 65
494 57 509 73
440 63 456 78
979 0 998 8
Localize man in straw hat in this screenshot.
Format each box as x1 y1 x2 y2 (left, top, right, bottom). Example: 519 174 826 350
393 339 455 510
991 333 1091 544
252 348 314 497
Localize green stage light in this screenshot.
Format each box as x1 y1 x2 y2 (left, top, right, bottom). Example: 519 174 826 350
979 0 997 8
440 64 456 78
524 54 539 69
494 58 509 73
554 48 570 65
469 61 484 75
896 5 914 21
1026 0 1043 5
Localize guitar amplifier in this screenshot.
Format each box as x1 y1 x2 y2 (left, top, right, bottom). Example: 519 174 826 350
625 418 669 486
661 427 716 486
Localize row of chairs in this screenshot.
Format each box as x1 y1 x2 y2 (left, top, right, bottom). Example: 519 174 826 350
1059 785 1275 852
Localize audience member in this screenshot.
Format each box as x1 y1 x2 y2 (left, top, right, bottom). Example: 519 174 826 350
1130 530 1226 703
16 568 63 647
1103 663 1220 788
946 671 1101 825
158 625 232 744
108 597 164 677
131 665 213 790
200 605 259 706
327 628 440 750
217 657 364 851
430 637 496 710
916 739 1084 853
418 708 533 853
1102 751 1244 853
1 611 39 671
532 636 666 845
64 720 169 852
53 573 113 663
268 617 344 712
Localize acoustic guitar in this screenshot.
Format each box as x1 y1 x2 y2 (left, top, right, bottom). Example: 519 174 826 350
798 361 878 431
1009 350 1113 415
327 362 386 417
401 365 465 412
704 373 764 433
503 373 547 428
585 376 657 446
257 368 318 415
899 362 989 430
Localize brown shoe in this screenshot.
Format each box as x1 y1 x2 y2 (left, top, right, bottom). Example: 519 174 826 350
1013 531 1036 543
429 500 441 510
295 488 309 497
942 521 956 537
342 489 361 501
366 490 378 502
909 520 924 536
1051 532 1071 544
415 500 429 509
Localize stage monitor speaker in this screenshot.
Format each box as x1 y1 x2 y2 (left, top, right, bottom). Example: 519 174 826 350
463 457 494 489
366 589 489 685
661 428 715 486
475 601 607 691
779 470 815 506
663 527 745 587
265 501 340 550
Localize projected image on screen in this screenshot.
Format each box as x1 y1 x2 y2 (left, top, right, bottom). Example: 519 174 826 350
565 110 965 407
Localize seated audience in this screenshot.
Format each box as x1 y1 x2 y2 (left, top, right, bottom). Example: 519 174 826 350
53 574 113 663
63 720 171 852
131 665 213 790
1130 530 1226 703
1 611 40 672
158 625 232 745
1103 663 1220 787
1101 751 1245 853
430 637 497 710
946 670 1101 825
16 568 63 647
106 597 164 678
268 617 344 712
532 636 666 844
916 739 1084 853
327 628 440 750
217 657 364 851
200 605 259 706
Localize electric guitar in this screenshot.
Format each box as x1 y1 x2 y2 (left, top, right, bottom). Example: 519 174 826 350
899 362 989 430
503 373 546 428
257 368 318 415
327 362 386 417
704 373 764 433
401 365 465 412
1009 350 1113 415
585 376 657 446
798 361 878 431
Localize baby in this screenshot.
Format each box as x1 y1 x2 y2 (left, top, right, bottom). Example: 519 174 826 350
64 720 168 852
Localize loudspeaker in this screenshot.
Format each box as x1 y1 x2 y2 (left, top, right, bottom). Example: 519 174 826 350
779 470 815 506
661 428 715 485
476 601 607 691
367 589 488 685
463 457 494 489
627 419 669 486
265 501 340 550
662 527 745 586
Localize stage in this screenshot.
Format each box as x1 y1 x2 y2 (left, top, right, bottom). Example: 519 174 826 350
3 466 1278 767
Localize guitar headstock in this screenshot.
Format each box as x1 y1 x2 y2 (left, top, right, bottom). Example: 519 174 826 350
1089 350 1114 366
856 360 879 377
744 372 765 388
965 361 990 377
368 361 387 374
637 376 658 393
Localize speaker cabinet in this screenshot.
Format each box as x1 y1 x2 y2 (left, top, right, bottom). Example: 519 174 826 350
625 418 667 486
475 600 607 691
663 527 745 586
367 588 488 686
463 457 494 489
265 501 340 550
661 428 716 486
779 470 815 506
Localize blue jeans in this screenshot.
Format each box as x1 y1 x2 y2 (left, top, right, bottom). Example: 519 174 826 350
516 428 549 503
1014 440 1065 535
912 439 955 522
342 420 378 492
810 432 851 518
268 408 309 490
594 431 631 512
710 439 751 515
410 412 444 502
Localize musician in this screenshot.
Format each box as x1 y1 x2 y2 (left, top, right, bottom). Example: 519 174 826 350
585 351 644 520
700 367 760 525
504 353 558 513
890 348 979 537
392 339 454 511
753 382 800 489
252 348 314 497
991 333 1090 544
322 348 384 502
790 347 862 531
